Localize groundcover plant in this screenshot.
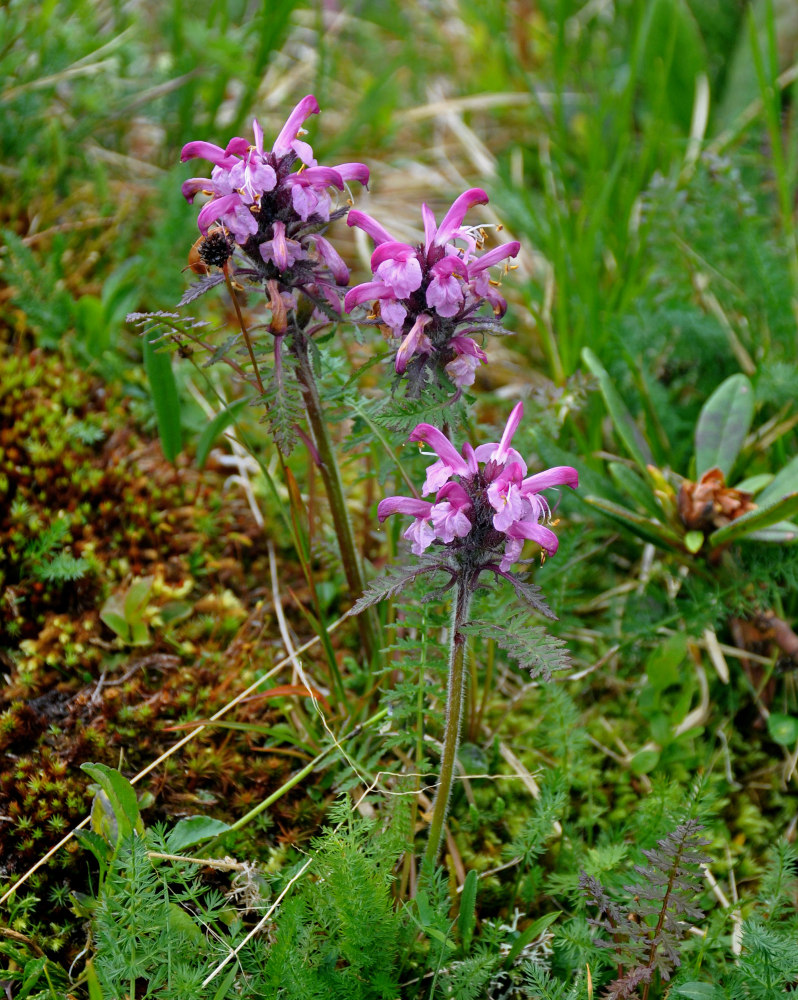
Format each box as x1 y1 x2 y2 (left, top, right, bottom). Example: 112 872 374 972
2 2 798 998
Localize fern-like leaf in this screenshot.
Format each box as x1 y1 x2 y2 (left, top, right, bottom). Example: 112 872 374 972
347 556 448 618
257 345 304 455
35 552 90 583
462 614 570 679
369 386 463 435
581 820 711 999
177 272 226 306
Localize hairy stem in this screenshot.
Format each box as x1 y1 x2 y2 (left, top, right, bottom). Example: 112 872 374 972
424 580 473 868
292 335 381 664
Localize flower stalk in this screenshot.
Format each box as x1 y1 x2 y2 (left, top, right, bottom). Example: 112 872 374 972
292 331 382 664
424 579 473 868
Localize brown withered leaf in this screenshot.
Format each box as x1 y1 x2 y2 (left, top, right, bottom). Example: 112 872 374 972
677 467 756 532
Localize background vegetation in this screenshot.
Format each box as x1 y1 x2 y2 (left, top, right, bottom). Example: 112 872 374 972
1 0 798 996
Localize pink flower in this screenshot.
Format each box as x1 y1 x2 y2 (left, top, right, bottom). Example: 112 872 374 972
180 96 368 268
344 190 520 391
259 221 305 271
379 403 578 569
444 336 488 388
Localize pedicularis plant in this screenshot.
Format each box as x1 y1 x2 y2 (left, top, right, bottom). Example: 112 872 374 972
131 95 578 865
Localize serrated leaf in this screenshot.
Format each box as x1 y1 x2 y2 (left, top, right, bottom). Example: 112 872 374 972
582 348 653 472
462 615 570 679
167 815 233 852
19 956 48 997
348 558 445 617
195 397 251 469
695 373 753 479
177 272 226 306
259 348 304 454
202 332 242 369
371 383 460 435
708 492 798 548
494 570 555 619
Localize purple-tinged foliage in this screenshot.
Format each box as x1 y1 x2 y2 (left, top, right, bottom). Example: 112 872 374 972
344 189 520 393
580 820 712 1000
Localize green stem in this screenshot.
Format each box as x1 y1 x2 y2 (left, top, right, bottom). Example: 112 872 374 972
224 271 265 396
293 336 381 664
424 580 473 868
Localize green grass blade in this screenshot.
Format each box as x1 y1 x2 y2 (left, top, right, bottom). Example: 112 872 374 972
142 332 183 464
582 348 653 472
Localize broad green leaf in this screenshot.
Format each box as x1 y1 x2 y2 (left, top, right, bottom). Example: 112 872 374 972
81 763 143 845
767 713 798 747
748 521 798 543
757 454 798 506
582 348 653 471
736 472 774 494
167 815 233 852
195 396 250 470
158 600 193 625
695 373 753 479
98 606 130 642
18 956 48 998
74 829 111 867
630 747 661 774
142 330 183 463
168 902 203 942
673 984 725 1000
130 620 151 646
86 960 105 1000
708 493 798 548
458 869 478 952
504 911 559 968
124 575 154 621
646 634 687 691
684 530 704 553
415 889 433 924
583 495 683 549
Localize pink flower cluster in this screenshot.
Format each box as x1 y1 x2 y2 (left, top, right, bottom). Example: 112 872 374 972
378 403 578 572
344 189 520 388
180 95 368 294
